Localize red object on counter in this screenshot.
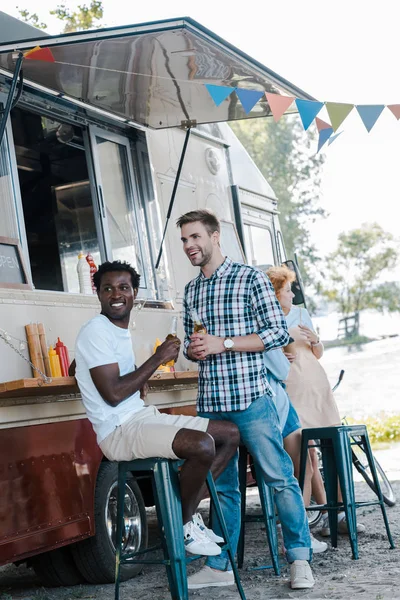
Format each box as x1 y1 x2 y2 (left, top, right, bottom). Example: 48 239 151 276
86 253 98 293
55 337 69 377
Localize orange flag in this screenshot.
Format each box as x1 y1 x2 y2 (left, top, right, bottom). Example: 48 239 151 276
265 92 295 122
387 105 400 120
315 117 332 132
24 46 55 63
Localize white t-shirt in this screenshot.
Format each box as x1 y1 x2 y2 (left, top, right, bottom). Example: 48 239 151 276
75 314 144 444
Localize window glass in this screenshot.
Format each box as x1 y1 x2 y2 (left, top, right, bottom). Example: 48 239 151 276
0 132 19 239
244 224 274 267
277 230 287 263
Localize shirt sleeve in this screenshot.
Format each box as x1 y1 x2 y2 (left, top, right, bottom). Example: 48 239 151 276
250 270 290 351
182 290 197 361
301 308 316 332
76 322 118 370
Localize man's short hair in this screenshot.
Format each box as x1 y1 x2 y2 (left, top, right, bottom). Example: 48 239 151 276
176 209 220 235
93 260 140 292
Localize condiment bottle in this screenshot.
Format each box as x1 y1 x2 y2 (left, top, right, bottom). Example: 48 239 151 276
77 252 92 294
86 253 98 294
48 346 62 377
55 337 69 377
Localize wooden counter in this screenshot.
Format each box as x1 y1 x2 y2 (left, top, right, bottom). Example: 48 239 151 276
0 371 199 399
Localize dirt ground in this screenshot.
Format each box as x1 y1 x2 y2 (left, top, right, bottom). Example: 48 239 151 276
0 479 398 600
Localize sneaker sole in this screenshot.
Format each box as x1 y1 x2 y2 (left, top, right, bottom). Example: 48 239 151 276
188 580 235 589
291 581 315 590
185 547 222 557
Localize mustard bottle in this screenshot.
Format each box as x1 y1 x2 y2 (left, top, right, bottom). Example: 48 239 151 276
153 338 169 372
48 346 62 377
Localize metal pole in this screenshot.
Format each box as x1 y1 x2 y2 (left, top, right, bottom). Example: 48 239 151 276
155 127 191 270
0 52 24 146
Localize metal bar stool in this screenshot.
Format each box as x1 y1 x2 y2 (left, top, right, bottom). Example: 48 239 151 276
237 445 280 575
114 458 246 600
299 425 395 559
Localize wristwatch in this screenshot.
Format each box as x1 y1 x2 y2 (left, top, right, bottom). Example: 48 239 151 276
223 338 235 352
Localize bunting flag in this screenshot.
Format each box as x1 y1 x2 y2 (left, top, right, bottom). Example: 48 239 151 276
328 131 343 146
265 92 295 122
205 84 236 107
387 104 400 120
24 45 55 63
236 89 265 114
295 99 324 131
317 127 334 152
325 102 354 131
356 105 385 132
316 117 332 132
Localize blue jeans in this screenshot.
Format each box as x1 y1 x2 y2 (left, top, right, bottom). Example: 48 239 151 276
199 393 311 570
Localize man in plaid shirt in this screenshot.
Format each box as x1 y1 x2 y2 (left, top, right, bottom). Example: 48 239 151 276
177 209 314 591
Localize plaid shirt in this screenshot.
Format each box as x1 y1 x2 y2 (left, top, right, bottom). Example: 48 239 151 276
183 257 289 413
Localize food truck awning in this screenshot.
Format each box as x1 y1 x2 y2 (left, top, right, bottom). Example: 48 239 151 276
0 17 314 130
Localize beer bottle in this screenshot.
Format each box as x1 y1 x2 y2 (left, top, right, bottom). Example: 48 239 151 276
191 308 206 334
163 316 178 369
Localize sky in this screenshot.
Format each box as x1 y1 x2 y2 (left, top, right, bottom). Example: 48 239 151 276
7 0 400 276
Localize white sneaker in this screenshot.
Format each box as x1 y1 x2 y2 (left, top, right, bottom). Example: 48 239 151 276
290 560 315 589
193 512 224 544
183 520 221 556
320 513 366 537
310 533 328 554
187 566 234 589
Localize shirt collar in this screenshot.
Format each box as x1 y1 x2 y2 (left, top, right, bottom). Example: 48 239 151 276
198 256 233 281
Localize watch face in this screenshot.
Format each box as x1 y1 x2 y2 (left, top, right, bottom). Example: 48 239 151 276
224 338 234 349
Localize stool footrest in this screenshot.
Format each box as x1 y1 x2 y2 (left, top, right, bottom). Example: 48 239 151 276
121 543 163 561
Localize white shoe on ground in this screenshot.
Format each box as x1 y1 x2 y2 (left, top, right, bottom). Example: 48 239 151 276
310 533 328 553
320 513 366 537
183 520 221 556
187 565 234 589
290 560 315 589
193 512 224 543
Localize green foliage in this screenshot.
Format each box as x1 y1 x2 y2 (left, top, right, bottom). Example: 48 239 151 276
230 115 326 290
322 223 400 318
348 414 400 447
18 1 104 33
17 8 48 30
50 1 104 33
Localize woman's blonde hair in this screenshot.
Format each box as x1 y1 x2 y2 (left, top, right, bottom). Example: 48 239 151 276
266 265 296 298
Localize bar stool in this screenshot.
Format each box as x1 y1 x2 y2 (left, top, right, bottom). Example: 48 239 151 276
237 445 280 575
114 458 246 600
299 425 395 559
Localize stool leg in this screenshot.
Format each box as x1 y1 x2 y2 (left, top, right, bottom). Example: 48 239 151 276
335 432 358 559
253 463 280 576
153 461 188 600
320 439 339 548
206 472 247 600
237 446 248 569
361 435 395 549
115 464 127 600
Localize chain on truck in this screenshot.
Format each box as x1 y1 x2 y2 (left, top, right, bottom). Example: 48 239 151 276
0 12 310 586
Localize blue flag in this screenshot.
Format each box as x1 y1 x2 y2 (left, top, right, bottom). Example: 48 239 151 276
205 84 236 107
236 89 265 114
296 99 324 131
317 127 333 152
356 105 385 132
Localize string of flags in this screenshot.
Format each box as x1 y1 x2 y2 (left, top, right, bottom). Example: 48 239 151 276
20 46 400 153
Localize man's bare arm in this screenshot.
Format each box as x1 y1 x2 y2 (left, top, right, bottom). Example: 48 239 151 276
90 339 180 406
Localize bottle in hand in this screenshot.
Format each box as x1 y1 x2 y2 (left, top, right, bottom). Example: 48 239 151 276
191 308 206 334
164 316 179 370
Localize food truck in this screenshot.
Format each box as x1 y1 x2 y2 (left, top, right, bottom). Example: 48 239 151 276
0 12 312 585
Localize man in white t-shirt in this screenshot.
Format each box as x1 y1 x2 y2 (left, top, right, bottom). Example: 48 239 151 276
75 260 240 558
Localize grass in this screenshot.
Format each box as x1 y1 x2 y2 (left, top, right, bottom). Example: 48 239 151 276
324 334 374 349
347 414 400 447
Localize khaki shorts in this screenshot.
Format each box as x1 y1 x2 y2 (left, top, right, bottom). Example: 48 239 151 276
99 405 209 461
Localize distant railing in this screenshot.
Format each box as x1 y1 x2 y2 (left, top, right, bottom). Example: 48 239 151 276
337 312 360 339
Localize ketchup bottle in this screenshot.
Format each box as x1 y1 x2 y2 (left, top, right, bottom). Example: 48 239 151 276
86 253 98 293
55 337 69 377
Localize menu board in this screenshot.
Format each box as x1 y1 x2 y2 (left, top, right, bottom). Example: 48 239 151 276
0 237 30 289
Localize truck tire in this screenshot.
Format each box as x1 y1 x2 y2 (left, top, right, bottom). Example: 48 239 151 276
30 546 86 587
71 461 148 583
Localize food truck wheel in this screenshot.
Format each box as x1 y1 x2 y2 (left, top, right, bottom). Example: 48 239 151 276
71 461 148 583
30 546 86 587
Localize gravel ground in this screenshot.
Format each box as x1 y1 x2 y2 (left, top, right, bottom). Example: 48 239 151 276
0 478 398 600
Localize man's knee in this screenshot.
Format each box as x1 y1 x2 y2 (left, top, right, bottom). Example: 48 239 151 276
207 420 240 447
173 429 215 462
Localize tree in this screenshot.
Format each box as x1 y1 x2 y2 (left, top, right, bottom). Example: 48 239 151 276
18 1 104 33
230 115 326 290
321 223 400 324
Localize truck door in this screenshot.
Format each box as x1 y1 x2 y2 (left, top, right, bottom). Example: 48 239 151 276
241 203 277 269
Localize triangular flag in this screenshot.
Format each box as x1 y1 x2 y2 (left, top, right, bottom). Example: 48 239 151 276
265 92 295 122
356 105 385 132
205 84 236 107
315 117 332 132
325 102 354 131
24 45 55 63
387 105 400 120
236 89 265 114
328 131 343 146
317 127 333 152
295 99 324 131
